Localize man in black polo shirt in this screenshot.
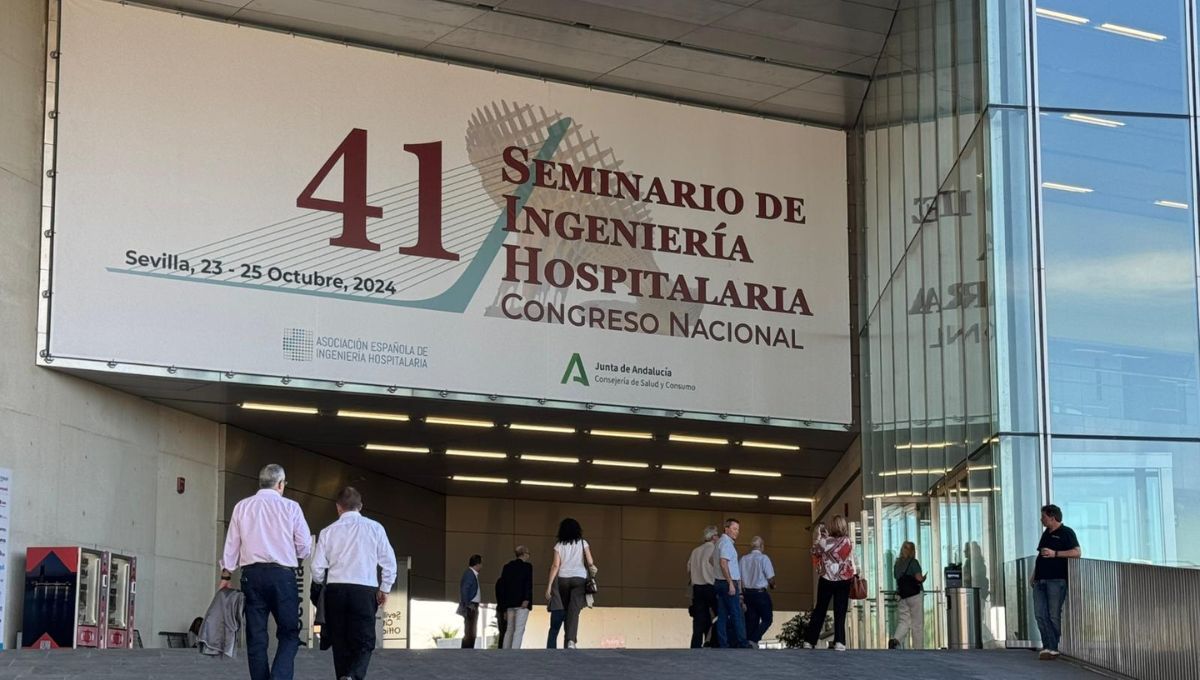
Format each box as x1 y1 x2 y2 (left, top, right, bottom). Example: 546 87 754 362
1030 504 1081 660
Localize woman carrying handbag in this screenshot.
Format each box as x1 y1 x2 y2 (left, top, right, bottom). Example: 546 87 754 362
802 515 861 651
545 518 596 649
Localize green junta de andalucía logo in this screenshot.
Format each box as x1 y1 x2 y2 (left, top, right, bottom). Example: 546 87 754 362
561 353 590 387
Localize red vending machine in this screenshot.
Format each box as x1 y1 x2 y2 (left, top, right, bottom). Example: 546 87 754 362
105 553 136 649
22 547 108 649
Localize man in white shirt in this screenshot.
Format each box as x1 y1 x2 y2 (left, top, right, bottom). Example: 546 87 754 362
311 487 398 680
713 518 750 648
739 536 776 645
686 526 719 648
221 464 312 680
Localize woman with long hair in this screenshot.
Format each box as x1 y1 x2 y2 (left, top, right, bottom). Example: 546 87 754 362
545 517 596 649
802 515 855 651
889 541 926 649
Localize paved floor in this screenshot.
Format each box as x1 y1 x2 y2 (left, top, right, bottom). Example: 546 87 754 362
0 648 1103 679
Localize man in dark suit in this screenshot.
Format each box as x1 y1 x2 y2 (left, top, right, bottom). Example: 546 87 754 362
457 555 483 649
496 546 534 649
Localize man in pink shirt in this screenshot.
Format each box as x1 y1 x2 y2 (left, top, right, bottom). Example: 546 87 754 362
220 464 312 680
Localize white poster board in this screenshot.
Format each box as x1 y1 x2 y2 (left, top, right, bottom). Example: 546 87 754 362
49 0 851 424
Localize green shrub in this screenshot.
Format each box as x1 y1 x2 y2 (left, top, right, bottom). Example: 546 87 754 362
778 611 834 648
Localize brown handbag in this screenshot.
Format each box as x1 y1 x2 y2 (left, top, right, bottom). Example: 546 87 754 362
850 574 869 600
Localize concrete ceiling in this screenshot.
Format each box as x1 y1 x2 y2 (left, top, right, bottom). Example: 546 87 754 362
62 366 854 515
128 0 898 128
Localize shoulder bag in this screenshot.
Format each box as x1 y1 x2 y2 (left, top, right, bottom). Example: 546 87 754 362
849 554 868 600
581 543 598 595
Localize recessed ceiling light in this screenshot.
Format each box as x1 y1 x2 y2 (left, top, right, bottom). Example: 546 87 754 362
1062 113 1124 128
711 492 758 500
662 464 717 473
1034 8 1089 25
649 488 700 496
878 468 950 477
425 416 494 428
1096 23 1166 42
589 429 653 440
668 434 728 445
520 480 574 488
769 495 813 503
521 454 579 464
1046 181 1094 194
240 402 318 415
509 423 576 434
1155 200 1189 209
445 449 507 459
337 409 409 421
730 468 783 478
741 440 800 451
364 444 429 454
585 484 637 492
451 475 508 484
591 459 649 468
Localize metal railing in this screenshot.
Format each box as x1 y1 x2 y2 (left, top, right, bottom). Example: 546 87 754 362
1063 559 1200 680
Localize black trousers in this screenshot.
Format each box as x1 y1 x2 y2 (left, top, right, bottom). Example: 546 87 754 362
689 584 717 648
557 577 587 644
496 608 508 648
461 604 479 649
805 577 850 646
324 584 378 680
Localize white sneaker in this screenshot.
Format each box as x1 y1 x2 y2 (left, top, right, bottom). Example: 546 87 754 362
567 641 577 649
799 642 813 649
834 643 846 651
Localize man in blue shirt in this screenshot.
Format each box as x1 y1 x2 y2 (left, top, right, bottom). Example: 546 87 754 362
739 536 776 645
713 518 750 648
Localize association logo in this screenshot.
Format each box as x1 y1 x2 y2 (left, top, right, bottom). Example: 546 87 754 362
560 353 590 387
283 328 315 362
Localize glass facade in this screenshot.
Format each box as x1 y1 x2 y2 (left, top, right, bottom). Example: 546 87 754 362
858 0 1200 650
1033 0 1200 573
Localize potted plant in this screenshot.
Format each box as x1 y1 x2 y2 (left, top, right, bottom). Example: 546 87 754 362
777 611 834 648
433 626 460 649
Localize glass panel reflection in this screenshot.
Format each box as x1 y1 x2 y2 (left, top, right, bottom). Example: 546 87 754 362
1035 0 1187 113
1040 114 1200 437
1052 438 1200 568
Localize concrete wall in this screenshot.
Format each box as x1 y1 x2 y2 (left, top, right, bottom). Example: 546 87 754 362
0 0 225 648
220 427 446 598
410 599 803 649
812 436 863 525
445 496 813 612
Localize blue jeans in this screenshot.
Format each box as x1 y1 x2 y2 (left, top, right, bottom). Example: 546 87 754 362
1033 579 1067 652
714 579 748 648
546 609 565 648
242 564 301 680
743 590 773 643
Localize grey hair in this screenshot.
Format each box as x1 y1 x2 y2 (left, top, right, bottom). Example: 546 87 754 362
703 525 719 541
515 545 529 558
751 536 764 551
258 464 286 489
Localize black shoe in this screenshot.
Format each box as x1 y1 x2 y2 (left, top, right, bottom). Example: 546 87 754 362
888 638 900 650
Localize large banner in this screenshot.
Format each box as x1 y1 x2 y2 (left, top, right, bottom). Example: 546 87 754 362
48 0 851 424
